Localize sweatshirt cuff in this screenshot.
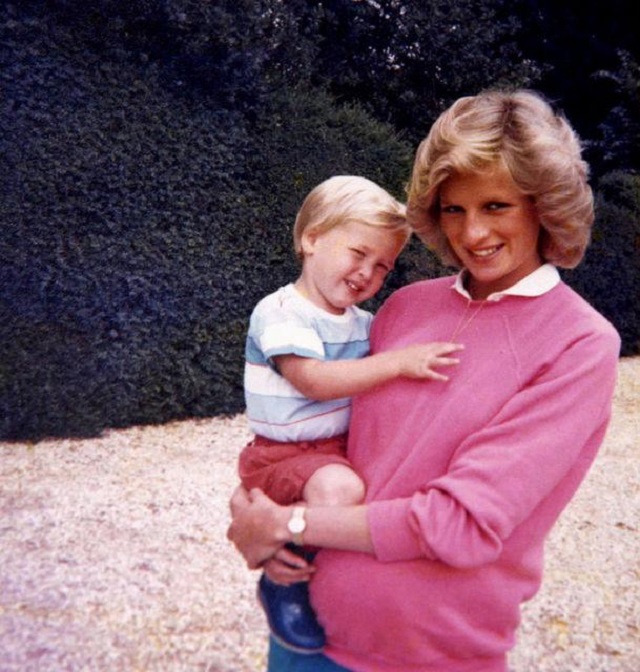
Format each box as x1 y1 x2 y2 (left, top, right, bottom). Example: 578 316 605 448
368 498 428 562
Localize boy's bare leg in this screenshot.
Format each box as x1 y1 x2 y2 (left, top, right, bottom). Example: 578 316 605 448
302 463 365 507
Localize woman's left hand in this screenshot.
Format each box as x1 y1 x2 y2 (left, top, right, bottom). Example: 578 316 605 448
264 547 315 585
227 486 289 569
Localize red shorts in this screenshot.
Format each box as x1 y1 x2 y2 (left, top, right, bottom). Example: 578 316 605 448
239 433 351 505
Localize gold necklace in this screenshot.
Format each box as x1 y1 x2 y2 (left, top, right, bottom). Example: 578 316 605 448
450 300 486 341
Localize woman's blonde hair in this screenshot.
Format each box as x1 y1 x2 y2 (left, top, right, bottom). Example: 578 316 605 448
407 89 594 269
293 176 409 260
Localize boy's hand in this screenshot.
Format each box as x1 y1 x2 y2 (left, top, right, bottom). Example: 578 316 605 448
394 342 464 381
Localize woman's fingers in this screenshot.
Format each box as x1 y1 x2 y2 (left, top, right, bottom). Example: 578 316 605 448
264 549 315 585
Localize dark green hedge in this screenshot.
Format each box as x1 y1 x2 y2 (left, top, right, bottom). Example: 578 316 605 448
563 171 640 356
1 5 637 441
0 9 425 440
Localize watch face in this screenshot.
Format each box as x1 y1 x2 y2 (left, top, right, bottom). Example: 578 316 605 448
288 517 305 534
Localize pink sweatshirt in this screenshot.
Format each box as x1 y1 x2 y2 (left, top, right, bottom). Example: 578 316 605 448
310 273 620 672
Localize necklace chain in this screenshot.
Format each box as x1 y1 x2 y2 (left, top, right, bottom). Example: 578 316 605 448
450 301 485 341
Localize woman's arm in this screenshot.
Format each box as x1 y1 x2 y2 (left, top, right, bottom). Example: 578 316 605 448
227 486 374 570
365 327 621 569
276 341 462 401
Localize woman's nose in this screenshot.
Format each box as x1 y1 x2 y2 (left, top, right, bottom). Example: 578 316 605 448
461 213 490 244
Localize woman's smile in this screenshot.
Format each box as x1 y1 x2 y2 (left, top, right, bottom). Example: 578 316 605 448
469 244 503 258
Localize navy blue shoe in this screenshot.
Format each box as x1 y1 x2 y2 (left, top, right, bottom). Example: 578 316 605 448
257 573 326 654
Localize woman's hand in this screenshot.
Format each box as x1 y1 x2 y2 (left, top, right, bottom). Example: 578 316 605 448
227 486 290 569
263 547 315 586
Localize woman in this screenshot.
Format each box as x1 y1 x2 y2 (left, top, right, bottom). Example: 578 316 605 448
227 89 621 672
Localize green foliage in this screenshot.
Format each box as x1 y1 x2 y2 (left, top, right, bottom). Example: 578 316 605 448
0 4 415 440
1 1 638 440
513 0 640 176
263 0 543 145
1 11 255 437
563 171 640 356
591 51 640 173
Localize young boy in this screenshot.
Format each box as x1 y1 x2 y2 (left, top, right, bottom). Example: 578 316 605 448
240 175 462 653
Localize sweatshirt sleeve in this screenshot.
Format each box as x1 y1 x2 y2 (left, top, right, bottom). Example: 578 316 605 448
367 323 621 568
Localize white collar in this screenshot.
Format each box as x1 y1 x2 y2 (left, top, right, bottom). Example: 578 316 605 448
452 264 561 302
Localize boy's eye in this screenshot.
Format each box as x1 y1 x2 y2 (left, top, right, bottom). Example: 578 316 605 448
350 248 365 257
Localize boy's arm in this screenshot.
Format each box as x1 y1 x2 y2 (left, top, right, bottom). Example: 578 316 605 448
275 342 463 401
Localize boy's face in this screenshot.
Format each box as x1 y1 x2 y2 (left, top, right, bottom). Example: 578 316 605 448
296 221 404 314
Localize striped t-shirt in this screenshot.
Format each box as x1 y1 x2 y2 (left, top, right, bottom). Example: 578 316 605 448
244 283 372 442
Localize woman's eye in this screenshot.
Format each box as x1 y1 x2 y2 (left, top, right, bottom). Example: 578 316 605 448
441 205 461 214
487 202 509 211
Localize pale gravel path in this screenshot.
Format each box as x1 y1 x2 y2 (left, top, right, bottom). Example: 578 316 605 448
1 358 638 671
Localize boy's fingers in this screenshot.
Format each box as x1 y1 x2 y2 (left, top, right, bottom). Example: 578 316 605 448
439 343 464 353
437 357 460 366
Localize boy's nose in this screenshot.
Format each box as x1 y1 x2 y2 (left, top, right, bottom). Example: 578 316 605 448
358 262 375 280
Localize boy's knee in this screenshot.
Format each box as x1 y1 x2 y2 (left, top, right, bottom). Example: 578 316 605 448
304 465 365 506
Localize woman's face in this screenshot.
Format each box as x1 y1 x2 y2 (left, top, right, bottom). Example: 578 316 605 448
439 164 543 300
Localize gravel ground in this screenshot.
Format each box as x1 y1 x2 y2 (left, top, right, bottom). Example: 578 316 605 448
1 358 638 671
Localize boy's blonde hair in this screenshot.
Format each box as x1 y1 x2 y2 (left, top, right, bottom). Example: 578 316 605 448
407 89 594 269
293 176 409 260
